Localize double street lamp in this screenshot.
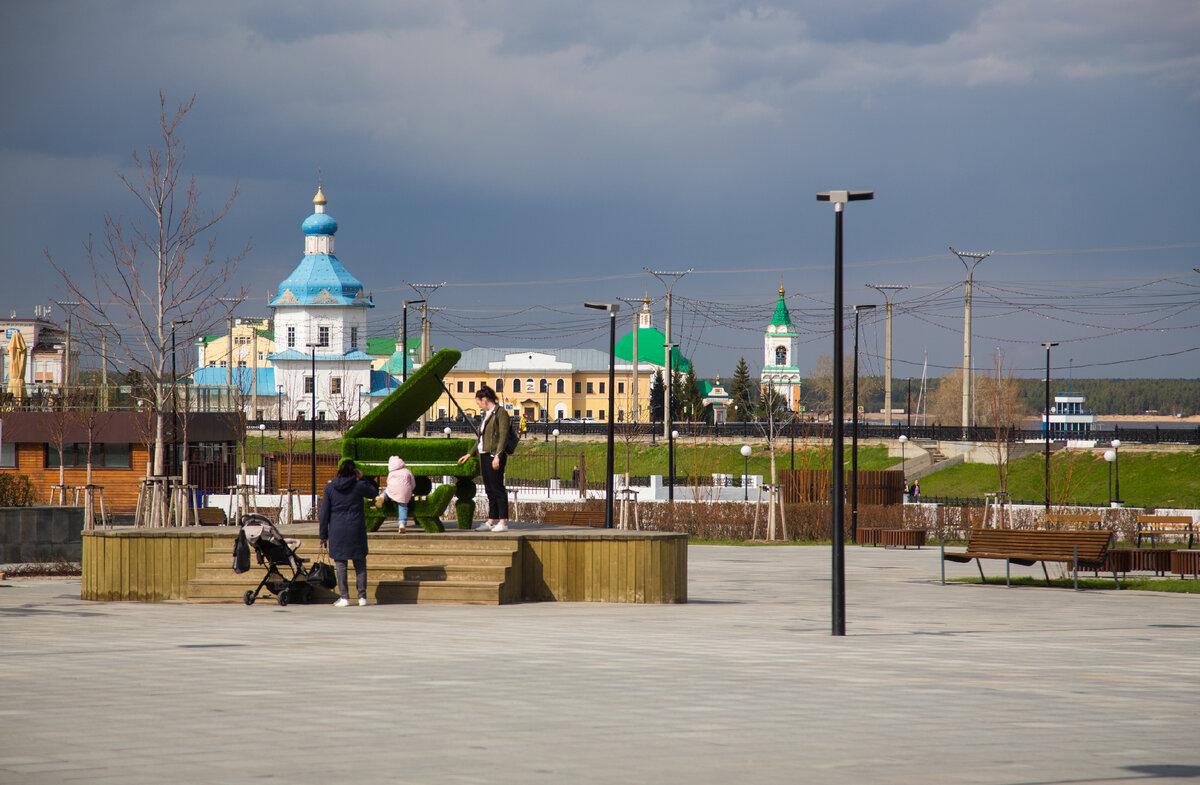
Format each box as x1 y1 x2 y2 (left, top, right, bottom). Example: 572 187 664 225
817 188 874 637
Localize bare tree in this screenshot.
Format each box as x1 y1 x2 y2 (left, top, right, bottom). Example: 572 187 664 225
977 350 1027 494
48 93 249 508
927 368 966 427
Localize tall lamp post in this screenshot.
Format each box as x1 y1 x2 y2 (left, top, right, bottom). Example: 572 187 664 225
306 342 318 519
257 423 266 490
851 304 876 544
670 430 679 502
552 429 560 481
356 382 363 421
170 318 193 477
543 379 550 442
817 188 874 637
585 301 620 528
664 342 678 501
1110 439 1122 507
898 434 908 499
1041 341 1059 515
1104 449 1116 506
740 445 752 501
276 384 284 438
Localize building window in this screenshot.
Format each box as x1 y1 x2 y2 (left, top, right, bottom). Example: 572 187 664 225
618 381 625 394
331 377 342 395
556 379 565 394
526 378 535 393
0 441 15 468
586 410 593 418
304 376 314 394
599 382 605 394
586 382 594 394
45 443 131 468
318 326 330 347
574 410 581 418
457 381 463 393
219 360 227 368
496 378 504 393
237 361 247 368
287 326 295 348
469 381 476 393
599 410 605 420
207 361 216 367
350 327 358 349
775 345 787 365
512 377 520 393
574 382 581 394
540 379 548 393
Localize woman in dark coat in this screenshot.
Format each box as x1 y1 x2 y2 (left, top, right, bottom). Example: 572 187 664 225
318 460 378 607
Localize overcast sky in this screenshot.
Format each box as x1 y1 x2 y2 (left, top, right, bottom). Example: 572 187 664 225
2 1 1198 381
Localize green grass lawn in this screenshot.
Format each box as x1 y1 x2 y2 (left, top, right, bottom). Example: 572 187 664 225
920 449 1200 508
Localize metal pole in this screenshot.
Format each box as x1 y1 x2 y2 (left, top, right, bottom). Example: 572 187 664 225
645 269 691 439
1042 341 1058 515
310 344 317 518
868 285 908 427
851 304 875 544
605 309 617 528
950 249 992 438
818 189 874 637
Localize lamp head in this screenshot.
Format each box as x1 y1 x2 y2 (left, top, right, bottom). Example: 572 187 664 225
552 428 559 437
740 445 752 457
1110 439 1121 448
1103 450 1116 462
898 435 907 443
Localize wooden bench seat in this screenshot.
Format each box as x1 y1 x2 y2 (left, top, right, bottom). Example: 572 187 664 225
542 509 607 528
943 529 1117 588
1136 515 1194 549
196 507 228 526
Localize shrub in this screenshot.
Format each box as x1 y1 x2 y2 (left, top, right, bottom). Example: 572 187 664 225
0 474 37 507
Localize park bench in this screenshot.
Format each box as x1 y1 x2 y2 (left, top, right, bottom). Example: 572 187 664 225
1135 515 1194 549
542 509 608 528
942 529 1118 588
196 507 228 526
1041 513 1102 530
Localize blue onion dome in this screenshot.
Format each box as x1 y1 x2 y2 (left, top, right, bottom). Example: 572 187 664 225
302 212 337 235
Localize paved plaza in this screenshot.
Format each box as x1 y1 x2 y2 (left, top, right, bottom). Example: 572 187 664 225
2 542 1198 785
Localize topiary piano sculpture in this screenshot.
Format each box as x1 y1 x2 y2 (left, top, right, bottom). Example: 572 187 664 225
341 348 479 532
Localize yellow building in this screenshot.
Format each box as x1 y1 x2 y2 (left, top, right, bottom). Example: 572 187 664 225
198 318 275 373
430 348 655 424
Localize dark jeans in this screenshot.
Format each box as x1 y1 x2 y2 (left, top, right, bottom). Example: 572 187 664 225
480 452 509 519
335 557 367 600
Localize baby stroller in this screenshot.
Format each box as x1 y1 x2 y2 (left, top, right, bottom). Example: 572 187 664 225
234 513 312 606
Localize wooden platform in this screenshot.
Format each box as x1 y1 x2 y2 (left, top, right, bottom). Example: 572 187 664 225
82 526 687 605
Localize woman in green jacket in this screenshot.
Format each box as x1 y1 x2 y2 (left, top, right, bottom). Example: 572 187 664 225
457 384 511 531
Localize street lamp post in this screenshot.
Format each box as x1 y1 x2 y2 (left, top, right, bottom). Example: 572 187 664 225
444 426 452 439
170 319 193 478
356 382 363 421
1104 449 1116 506
276 384 284 439
898 434 908 499
552 428 560 481
1041 341 1059 515
544 379 550 442
306 342 318 520
257 422 266 490
740 445 752 501
670 430 679 503
1110 439 1122 507
585 301 620 528
817 188 874 637
851 303 876 544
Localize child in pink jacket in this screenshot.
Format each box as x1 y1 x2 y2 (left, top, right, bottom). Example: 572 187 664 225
374 455 416 533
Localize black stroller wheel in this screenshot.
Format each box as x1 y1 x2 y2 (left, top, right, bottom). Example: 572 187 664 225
244 590 255 606
278 588 290 606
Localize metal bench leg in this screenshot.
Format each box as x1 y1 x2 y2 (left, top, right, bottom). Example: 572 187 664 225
1005 559 1010 588
1042 562 1051 587
940 538 945 584
976 558 986 584
1073 546 1079 590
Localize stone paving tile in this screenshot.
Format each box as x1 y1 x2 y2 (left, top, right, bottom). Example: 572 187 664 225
2 545 1199 784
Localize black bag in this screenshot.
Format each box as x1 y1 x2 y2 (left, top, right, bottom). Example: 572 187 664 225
232 531 251 574
307 560 337 590
504 411 521 455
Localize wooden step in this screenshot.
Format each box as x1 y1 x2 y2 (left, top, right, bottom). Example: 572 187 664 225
187 533 519 605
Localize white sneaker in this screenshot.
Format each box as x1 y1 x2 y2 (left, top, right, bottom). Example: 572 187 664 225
473 522 494 531
358 598 369 607
333 598 350 607
491 522 509 532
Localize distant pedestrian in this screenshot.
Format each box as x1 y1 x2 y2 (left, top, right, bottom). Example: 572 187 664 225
912 480 920 501
374 455 416 533
319 459 378 607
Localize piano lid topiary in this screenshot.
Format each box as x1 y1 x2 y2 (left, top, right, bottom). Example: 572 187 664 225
345 348 462 440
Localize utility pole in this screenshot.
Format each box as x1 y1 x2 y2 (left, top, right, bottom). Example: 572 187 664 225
867 284 909 427
645 269 691 438
404 282 445 436
52 301 80 401
616 295 659 423
949 248 992 438
217 296 243 410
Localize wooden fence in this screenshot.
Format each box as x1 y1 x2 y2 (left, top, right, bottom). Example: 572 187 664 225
780 469 905 506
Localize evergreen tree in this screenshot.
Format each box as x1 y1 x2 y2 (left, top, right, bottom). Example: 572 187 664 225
729 357 754 422
649 369 664 422
682 366 706 421
669 369 686 421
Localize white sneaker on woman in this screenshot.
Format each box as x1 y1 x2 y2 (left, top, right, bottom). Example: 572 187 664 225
473 522 494 531
333 598 350 607
490 522 509 532
358 598 369 606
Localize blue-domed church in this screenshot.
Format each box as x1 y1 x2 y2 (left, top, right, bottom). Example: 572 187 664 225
268 187 382 422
